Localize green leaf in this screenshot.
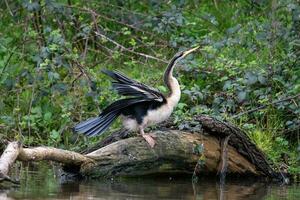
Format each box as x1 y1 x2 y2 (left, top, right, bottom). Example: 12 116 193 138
31 107 42 115
157 85 167 93
237 91 247 102
258 75 267 85
44 112 52 121
177 103 187 109
245 72 257 85
194 143 204 155
50 130 60 140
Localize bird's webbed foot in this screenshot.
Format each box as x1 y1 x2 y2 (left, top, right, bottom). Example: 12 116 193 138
139 128 156 148
142 134 156 148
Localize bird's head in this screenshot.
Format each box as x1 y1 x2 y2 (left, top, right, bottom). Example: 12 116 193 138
173 46 200 61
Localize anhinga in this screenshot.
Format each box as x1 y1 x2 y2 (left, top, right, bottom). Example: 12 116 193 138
74 46 199 147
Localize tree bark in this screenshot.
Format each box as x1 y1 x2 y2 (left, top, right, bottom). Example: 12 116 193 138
18 146 93 166
81 130 258 177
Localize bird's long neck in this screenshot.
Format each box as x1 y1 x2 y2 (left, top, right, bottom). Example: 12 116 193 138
164 56 181 106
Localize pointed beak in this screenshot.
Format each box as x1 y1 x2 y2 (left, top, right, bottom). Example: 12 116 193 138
182 46 200 57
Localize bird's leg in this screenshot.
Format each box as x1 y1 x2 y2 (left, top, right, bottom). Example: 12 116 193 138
148 133 157 138
139 127 156 148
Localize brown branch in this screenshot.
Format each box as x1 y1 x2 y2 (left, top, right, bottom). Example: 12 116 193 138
71 72 83 87
73 60 93 88
232 93 300 119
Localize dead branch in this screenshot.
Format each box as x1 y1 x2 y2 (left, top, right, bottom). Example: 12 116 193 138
18 146 93 166
0 142 20 183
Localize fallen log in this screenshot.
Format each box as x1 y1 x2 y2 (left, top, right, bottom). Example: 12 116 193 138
81 130 258 177
0 142 20 183
0 115 283 182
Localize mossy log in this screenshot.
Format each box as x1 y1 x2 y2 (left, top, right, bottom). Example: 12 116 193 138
0 115 282 182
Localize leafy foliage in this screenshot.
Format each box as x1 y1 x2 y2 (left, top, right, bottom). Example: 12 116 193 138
0 0 299 173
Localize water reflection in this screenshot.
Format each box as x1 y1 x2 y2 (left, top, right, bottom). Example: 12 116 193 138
42 178 269 200
0 163 299 200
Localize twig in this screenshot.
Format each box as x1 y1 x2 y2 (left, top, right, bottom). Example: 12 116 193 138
27 76 37 139
4 0 14 16
60 44 93 89
213 0 219 10
82 34 90 60
232 93 300 119
282 126 300 135
94 31 168 63
73 60 93 87
71 72 83 87
16 89 23 138
0 48 15 77
0 174 20 184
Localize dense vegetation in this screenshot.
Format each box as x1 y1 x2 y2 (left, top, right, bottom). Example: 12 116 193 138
0 0 299 175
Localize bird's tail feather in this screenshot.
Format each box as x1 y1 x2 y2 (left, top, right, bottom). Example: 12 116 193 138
74 98 147 137
74 111 120 137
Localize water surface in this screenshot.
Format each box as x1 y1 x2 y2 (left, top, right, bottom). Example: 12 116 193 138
0 162 299 200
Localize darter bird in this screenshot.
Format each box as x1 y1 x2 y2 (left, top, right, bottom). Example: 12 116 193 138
74 46 199 147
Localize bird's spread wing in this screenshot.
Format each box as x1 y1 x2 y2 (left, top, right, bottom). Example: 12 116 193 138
102 69 165 102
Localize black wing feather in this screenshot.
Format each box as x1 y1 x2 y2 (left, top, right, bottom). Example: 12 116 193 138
74 98 150 137
102 69 165 102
